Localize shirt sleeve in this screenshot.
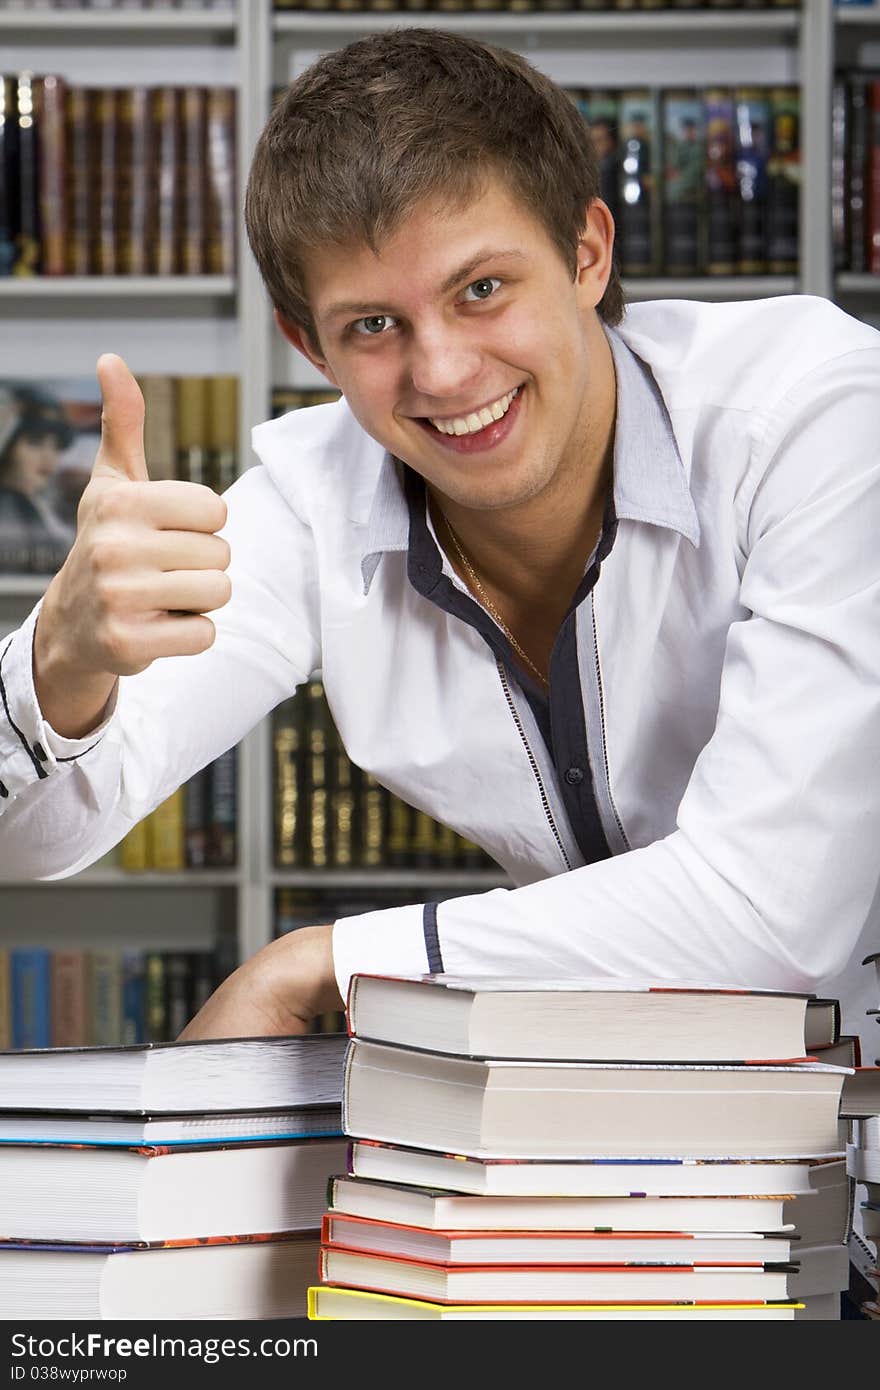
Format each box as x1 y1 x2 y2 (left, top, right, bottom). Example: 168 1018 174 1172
0 463 321 880
331 347 880 1003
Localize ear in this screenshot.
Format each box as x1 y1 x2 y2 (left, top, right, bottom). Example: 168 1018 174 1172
574 198 616 311
274 309 340 388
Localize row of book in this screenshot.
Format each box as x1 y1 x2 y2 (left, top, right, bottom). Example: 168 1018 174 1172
833 71 880 275
0 374 236 576
116 750 238 871
0 77 236 277
0 974 876 1319
0 945 224 1049
573 84 800 277
273 681 499 871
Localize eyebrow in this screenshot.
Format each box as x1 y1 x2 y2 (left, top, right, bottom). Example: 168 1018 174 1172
319 248 529 326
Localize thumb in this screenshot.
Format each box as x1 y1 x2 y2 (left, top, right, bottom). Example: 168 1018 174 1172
92 353 149 483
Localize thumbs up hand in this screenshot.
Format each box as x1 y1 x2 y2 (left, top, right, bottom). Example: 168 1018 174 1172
33 354 233 738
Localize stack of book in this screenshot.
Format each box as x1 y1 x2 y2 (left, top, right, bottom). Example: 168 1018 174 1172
0 1032 348 1319
309 976 856 1321
844 950 880 1318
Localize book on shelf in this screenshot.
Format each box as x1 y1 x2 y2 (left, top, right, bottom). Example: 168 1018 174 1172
0 1135 349 1243
343 1039 848 1160
0 948 11 1050
308 1284 837 1322
345 973 820 1062
0 1230 322 1321
11 947 51 1049
320 1211 797 1268
0 1032 347 1114
346 1139 847 1199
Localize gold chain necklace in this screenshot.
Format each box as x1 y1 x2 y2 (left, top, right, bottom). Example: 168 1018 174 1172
441 513 549 690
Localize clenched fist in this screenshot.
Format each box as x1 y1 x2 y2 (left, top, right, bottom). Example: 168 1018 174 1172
33 354 233 738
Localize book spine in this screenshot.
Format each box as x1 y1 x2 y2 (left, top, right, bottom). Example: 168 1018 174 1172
274 695 305 867
148 787 186 872
50 949 89 1047
703 87 737 276
144 951 167 1043
618 89 659 275
0 948 10 1049
151 86 179 275
164 950 192 1040
831 76 847 273
138 374 177 481
179 86 206 275
386 793 412 869
732 86 769 275
661 88 705 276
0 77 19 276
206 748 237 867
11 948 52 1048
13 71 40 276
581 88 620 233
765 85 800 274
89 950 122 1046
188 950 216 1016
121 949 146 1045
94 87 118 275
184 768 208 869
307 680 329 869
204 86 236 275
35 74 66 276
206 374 238 492
120 817 151 872
358 771 386 868
868 79 880 274
847 74 869 275
329 721 356 869
65 85 92 276
120 86 153 276
175 376 209 484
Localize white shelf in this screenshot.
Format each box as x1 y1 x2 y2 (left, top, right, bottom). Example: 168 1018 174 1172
0 277 236 301
274 10 800 39
623 276 799 302
0 8 236 34
835 4 880 25
2 870 240 889
0 576 51 598
272 870 509 889
836 273 880 293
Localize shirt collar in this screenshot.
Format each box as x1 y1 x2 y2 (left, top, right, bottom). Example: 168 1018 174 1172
360 322 700 594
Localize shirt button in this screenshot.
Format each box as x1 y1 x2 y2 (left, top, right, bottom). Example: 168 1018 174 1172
33 743 47 762
564 766 584 786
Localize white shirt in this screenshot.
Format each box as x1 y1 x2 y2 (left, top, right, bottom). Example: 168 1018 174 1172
2 295 879 1051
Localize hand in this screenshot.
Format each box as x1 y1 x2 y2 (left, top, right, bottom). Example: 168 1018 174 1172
33 353 232 737
177 923 343 1042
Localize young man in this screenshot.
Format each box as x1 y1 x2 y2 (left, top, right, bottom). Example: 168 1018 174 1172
1 31 878 1049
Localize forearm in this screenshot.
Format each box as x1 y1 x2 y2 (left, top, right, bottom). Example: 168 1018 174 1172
33 581 118 739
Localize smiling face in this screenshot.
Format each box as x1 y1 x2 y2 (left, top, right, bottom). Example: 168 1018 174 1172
280 176 615 520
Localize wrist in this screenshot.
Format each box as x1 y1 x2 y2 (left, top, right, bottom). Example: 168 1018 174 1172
33 581 116 738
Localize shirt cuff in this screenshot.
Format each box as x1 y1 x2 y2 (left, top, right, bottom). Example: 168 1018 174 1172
332 901 430 1008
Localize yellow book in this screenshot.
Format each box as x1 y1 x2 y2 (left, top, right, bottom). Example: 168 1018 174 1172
308 1286 809 1321
119 819 150 873
148 789 186 872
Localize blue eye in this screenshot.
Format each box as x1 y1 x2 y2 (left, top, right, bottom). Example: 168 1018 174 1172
352 314 397 336
463 277 501 302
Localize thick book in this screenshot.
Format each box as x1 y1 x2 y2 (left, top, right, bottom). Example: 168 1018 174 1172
345 973 815 1062
0 1135 348 1243
343 1039 848 1160
321 1212 796 1268
308 1285 838 1321
317 1246 844 1305
0 1105 343 1147
0 1033 347 1115
348 1139 844 1198
326 1173 838 1240
840 1066 880 1117
0 1232 320 1321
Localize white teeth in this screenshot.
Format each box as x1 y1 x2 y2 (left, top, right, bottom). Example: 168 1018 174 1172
429 386 520 437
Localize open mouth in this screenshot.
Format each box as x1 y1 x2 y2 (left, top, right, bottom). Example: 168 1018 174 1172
415 384 525 452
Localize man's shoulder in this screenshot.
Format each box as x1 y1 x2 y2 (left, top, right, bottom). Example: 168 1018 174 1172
249 395 386 524
616 295 880 414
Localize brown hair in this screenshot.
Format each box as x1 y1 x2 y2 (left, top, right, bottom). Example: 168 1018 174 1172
245 28 624 349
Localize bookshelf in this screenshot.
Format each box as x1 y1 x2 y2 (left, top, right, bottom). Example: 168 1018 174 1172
1 0 874 990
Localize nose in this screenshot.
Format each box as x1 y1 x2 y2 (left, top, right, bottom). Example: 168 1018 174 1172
407 320 483 406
